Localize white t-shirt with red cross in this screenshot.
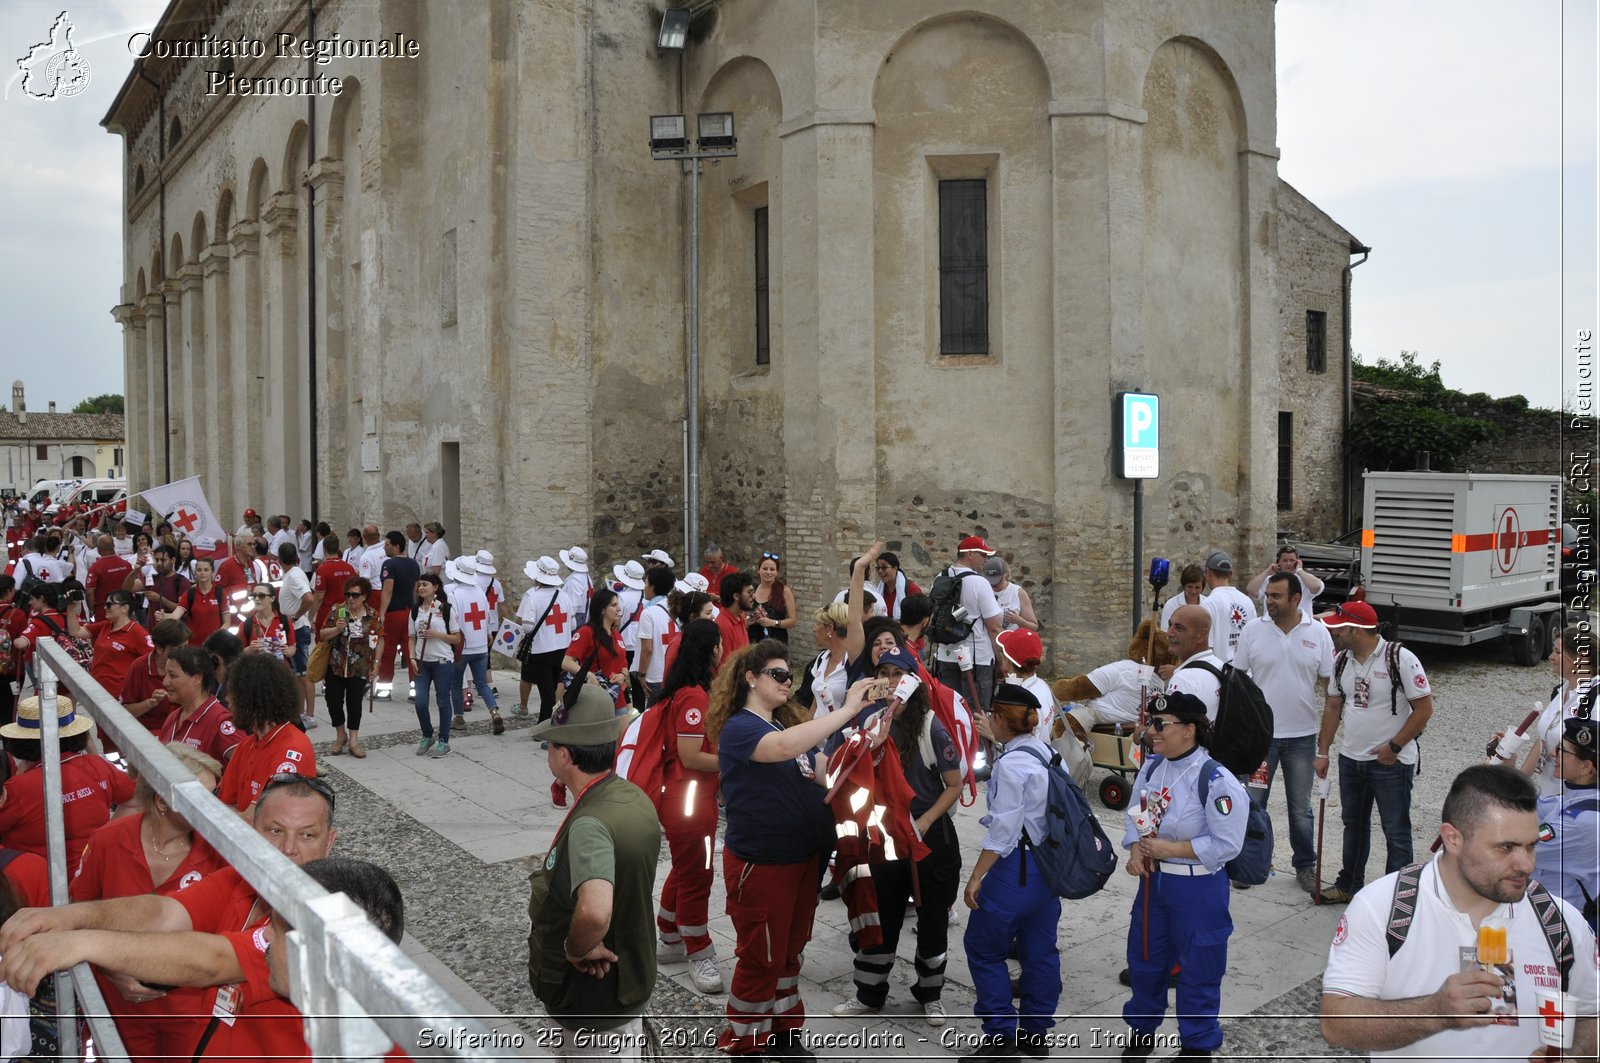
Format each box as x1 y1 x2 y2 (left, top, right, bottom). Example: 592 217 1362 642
1322 856 1598 1060
516 586 574 656
636 599 675 685
1329 637 1430 765
445 582 495 655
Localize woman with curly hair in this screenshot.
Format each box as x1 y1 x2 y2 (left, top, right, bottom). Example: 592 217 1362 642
652 618 725 994
707 639 873 1058
829 645 963 1027
216 653 316 815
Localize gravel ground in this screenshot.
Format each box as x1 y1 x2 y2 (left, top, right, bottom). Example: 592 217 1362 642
320 638 1566 1059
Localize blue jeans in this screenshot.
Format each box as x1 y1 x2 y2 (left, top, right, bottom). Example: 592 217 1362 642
290 624 312 675
414 659 455 744
1256 734 1316 871
1335 755 1415 892
453 652 499 715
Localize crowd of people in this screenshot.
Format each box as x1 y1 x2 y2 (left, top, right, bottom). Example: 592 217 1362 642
0 493 1596 1061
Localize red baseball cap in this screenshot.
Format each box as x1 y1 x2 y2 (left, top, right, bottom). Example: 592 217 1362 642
957 535 995 556
997 628 1044 668
243 508 258 518
1321 601 1379 629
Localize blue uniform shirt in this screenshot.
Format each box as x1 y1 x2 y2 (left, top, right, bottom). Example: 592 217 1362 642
980 734 1053 858
718 709 835 864
1535 785 1600 920
1120 747 1248 873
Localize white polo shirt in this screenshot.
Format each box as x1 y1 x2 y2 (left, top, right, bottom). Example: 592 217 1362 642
1322 857 1598 1060
932 565 1003 669
1167 651 1224 721
636 599 674 684
1329 637 1430 765
1078 658 1155 725
1231 615 1334 738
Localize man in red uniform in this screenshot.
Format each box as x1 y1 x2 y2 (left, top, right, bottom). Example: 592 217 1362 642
303 533 356 636
214 536 257 598
698 543 738 593
0 776 343 1060
84 534 133 619
714 571 755 663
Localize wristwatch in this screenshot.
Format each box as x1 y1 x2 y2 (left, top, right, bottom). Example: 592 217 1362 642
1387 740 1403 754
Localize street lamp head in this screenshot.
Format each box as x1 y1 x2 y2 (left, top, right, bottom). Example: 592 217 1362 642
649 113 689 159
696 111 737 157
657 7 691 52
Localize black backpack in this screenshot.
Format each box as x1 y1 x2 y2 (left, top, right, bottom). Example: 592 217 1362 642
925 568 978 646
1179 659 1273 777
1334 640 1406 714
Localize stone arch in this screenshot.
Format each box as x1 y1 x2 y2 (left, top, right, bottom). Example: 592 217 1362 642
150 246 163 285
169 232 184 271
326 77 362 158
245 158 269 220
189 211 208 259
214 187 235 242
870 12 1054 500
134 165 145 193
281 121 308 193
1136 35 1249 147
136 268 146 300
1141 37 1248 536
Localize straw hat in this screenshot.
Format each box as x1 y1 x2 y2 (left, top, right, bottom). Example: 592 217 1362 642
1 694 91 740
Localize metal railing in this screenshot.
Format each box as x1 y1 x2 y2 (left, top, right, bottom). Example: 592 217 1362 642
34 638 515 1061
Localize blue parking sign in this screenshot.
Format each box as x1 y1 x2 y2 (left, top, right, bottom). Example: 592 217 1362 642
1118 392 1159 479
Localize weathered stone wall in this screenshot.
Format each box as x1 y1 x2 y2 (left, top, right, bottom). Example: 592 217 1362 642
1276 181 1357 540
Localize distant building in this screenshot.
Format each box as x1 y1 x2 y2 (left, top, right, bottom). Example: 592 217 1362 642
0 382 126 495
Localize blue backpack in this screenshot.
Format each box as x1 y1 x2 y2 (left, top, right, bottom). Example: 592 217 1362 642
1196 757 1274 886
1003 744 1117 899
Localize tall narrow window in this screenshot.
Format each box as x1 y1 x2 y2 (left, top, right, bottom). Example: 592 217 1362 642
70 456 87 477
1306 310 1327 373
35 445 48 461
938 179 988 355
114 447 124 467
754 206 770 366
1277 412 1294 511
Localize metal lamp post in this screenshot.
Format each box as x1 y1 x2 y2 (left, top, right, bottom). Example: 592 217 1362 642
650 110 736 570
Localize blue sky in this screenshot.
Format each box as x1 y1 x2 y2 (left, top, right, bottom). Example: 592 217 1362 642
1 0 1594 413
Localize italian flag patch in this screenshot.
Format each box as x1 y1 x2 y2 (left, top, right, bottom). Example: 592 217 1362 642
1214 796 1233 816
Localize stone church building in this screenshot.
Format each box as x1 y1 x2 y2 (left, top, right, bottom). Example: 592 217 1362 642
105 0 1364 664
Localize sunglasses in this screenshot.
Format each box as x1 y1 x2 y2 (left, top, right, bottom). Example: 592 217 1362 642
344 590 364 598
759 668 794 685
261 772 336 813
1149 717 1191 732
251 592 273 599
761 552 781 561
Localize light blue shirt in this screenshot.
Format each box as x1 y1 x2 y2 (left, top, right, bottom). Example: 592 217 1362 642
1120 747 1248 873
979 735 1053 858
1535 786 1599 919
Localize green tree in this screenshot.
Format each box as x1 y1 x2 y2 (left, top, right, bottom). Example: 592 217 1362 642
1348 351 1501 471
72 393 124 415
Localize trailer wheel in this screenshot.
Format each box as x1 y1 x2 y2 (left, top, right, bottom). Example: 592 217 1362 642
1100 776 1131 811
1512 615 1546 667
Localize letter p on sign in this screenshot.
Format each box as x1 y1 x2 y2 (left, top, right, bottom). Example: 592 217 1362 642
1119 392 1160 479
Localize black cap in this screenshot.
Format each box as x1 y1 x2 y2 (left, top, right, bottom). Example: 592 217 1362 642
1563 717 1598 763
990 683 1041 711
1148 691 1207 724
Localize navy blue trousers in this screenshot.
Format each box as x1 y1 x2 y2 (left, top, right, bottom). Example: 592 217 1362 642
1123 866 1231 1051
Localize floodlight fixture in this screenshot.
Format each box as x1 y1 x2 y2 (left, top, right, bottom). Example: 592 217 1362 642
649 113 689 158
696 111 737 156
658 7 691 51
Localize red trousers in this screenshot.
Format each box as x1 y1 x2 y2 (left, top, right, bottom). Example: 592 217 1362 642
376 609 414 684
656 776 720 958
718 852 822 1056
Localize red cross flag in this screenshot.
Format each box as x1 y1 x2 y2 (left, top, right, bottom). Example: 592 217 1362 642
140 477 228 558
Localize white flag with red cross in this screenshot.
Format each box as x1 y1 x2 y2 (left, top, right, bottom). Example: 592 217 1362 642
140 477 228 558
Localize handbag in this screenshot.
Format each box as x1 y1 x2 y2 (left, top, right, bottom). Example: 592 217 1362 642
516 591 561 664
306 637 332 684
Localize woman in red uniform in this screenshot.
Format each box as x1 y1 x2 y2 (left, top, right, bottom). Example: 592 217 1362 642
0 695 134 874
216 654 316 815
11 581 87 684
706 640 874 1058
86 589 151 697
71 742 226 1063
562 587 630 708
158 645 242 767
653 619 724 993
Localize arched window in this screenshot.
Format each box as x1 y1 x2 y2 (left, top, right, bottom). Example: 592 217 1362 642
134 165 146 193
168 116 183 148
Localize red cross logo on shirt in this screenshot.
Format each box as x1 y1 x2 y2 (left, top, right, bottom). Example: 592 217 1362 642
547 602 570 636
463 602 488 631
173 509 200 534
1540 998 1565 1028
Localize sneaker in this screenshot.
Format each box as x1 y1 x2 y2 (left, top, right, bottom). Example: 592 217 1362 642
1120 1032 1155 1061
453 713 465 726
656 939 686 964
831 998 880 1017
1296 868 1319 894
552 781 568 808
491 713 505 736
768 1030 816 1062
375 686 392 701
429 742 452 759
1016 1029 1047 1059
300 714 319 730
513 705 530 718
958 1032 1020 1062
922 999 947 1027
1319 884 1355 905
415 737 435 757
689 955 724 994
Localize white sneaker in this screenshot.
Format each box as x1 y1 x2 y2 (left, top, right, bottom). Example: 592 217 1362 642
922 999 947 1027
689 956 724 994
831 998 880 1017
656 939 686 964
